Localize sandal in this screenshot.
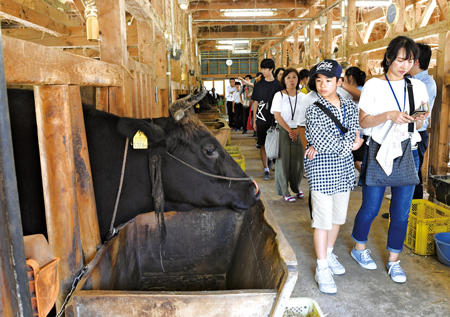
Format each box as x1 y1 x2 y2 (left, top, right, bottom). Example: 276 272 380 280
297 191 304 198
283 196 296 202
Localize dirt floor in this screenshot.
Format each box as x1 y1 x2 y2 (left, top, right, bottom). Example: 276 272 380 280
228 130 450 317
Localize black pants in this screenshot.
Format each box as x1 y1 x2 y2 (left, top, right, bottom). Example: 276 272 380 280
243 107 250 131
234 103 243 129
413 130 429 199
227 101 234 128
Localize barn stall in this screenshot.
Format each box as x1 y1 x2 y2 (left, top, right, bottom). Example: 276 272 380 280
0 1 296 317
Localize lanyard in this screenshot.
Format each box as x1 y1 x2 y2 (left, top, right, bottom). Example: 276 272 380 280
287 90 298 120
385 74 406 112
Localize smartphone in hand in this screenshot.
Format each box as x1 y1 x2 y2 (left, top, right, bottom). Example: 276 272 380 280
411 101 430 118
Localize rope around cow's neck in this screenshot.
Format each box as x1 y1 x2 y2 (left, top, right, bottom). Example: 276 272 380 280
165 151 253 181
106 142 255 241
107 138 130 240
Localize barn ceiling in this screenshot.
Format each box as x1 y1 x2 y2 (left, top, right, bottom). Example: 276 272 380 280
0 0 445 62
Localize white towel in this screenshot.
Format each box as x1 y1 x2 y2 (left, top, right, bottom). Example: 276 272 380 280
376 124 410 175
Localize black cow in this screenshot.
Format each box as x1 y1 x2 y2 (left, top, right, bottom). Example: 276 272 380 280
179 89 217 113
8 89 259 242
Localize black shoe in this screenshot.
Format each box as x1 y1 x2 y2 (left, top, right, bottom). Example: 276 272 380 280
256 144 261 149
381 213 389 219
252 132 256 137
263 171 270 181
242 130 247 134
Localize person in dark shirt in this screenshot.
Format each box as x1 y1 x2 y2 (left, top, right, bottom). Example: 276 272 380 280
251 59 282 181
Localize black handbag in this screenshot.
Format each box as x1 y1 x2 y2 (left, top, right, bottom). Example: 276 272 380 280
362 78 420 187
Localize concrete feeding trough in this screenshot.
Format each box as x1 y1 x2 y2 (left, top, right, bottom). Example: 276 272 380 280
65 198 297 317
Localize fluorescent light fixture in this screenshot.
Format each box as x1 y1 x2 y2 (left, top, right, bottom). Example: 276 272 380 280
355 0 391 7
215 45 233 50
218 40 249 44
233 49 251 54
221 9 276 17
286 37 320 42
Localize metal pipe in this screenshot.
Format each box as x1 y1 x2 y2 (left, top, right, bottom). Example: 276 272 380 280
0 32 33 317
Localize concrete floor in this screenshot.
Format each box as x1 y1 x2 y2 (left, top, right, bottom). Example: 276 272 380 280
228 130 450 317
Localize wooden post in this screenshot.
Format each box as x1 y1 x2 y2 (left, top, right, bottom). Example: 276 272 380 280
347 0 356 48
309 15 316 61
0 30 33 315
97 0 131 117
325 11 333 59
34 85 83 310
70 86 101 264
428 30 450 196
276 45 281 69
394 0 405 35
282 41 288 67
293 27 300 65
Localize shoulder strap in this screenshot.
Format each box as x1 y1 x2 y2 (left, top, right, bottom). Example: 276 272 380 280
313 101 348 134
405 78 415 133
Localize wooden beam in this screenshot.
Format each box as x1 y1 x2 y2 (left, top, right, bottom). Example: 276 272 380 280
192 10 300 20
348 20 448 56
198 32 282 40
404 10 413 31
125 0 165 36
362 7 384 23
418 0 437 28
34 85 83 310
15 0 82 27
188 0 307 10
363 21 376 43
1 27 97 48
2 35 123 86
436 0 448 17
0 0 68 37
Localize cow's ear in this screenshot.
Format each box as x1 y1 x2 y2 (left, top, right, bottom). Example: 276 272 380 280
117 117 166 153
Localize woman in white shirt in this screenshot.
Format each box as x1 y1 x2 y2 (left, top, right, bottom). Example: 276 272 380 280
271 68 306 201
350 36 430 284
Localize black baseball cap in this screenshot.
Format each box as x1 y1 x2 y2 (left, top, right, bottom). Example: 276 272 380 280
310 59 342 78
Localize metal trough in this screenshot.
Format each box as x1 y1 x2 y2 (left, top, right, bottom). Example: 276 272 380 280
65 197 297 317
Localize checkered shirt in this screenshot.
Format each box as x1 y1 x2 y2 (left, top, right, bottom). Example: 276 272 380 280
305 93 359 195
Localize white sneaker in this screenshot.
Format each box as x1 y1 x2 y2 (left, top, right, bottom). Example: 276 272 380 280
387 260 407 283
327 253 346 275
386 194 392 200
315 266 337 294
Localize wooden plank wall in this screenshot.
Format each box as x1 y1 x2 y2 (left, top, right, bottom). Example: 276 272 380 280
1 0 196 313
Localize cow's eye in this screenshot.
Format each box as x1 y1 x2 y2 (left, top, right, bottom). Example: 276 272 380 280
204 146 218 158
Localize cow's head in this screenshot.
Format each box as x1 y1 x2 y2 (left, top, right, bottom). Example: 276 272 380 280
117 92 259 213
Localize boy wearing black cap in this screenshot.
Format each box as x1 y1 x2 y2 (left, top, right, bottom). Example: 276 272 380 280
304 59 361 294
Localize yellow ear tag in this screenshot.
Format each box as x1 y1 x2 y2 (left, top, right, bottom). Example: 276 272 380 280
133 130 148 149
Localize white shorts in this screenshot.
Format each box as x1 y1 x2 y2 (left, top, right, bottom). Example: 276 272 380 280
311 190 350 230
